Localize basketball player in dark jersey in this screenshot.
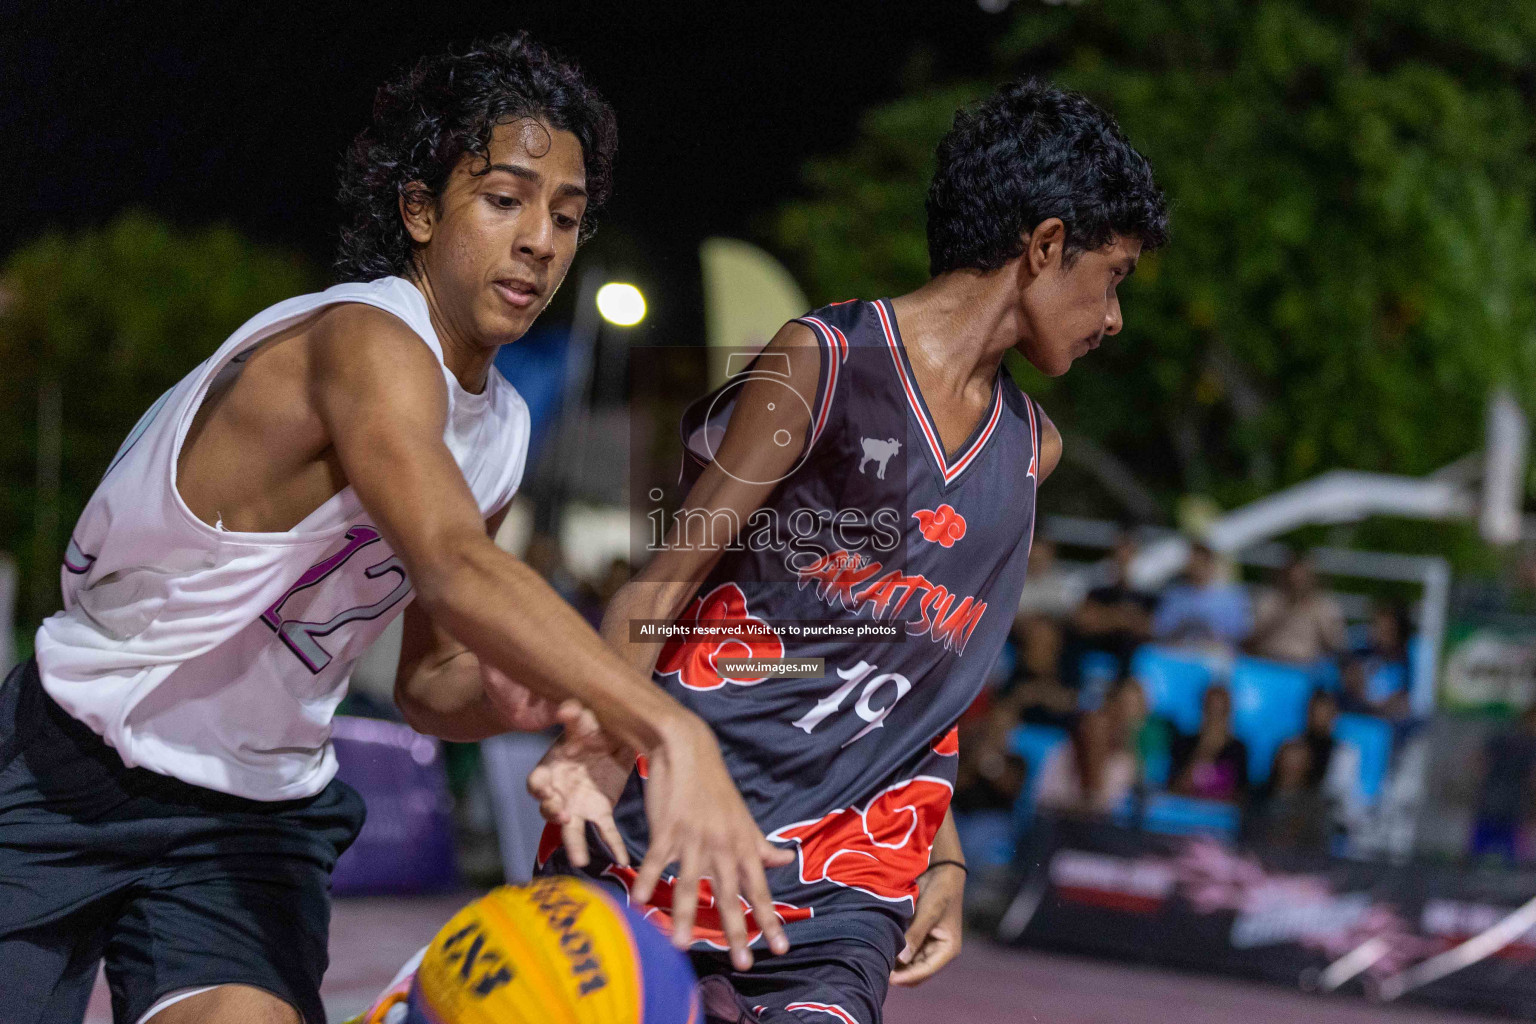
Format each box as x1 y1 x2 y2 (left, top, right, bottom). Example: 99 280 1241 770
533 80 1169 1023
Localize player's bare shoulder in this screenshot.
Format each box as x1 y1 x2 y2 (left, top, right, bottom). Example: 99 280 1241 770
305 301 444 399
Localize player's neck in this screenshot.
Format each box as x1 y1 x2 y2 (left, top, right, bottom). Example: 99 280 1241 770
408 275 498 395
889 271 1017 394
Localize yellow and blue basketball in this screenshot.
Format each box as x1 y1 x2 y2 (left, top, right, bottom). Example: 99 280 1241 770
375 876 699 1024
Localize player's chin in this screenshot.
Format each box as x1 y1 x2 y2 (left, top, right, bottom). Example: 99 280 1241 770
483 299 545 342
1037 349 1078 377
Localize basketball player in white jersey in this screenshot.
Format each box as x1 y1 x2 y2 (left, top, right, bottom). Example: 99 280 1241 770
0 33 789 1024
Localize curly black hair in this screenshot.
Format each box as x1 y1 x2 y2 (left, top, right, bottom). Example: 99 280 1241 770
926 79 1168 276
335 32 618 281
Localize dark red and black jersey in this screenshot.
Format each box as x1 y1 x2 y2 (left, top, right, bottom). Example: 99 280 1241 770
544 298 1042 956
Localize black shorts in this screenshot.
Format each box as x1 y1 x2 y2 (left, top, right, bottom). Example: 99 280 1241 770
0 659 366 1024
692 936 892 1024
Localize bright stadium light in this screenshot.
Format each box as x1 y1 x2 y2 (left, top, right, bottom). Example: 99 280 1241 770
596 282 646 326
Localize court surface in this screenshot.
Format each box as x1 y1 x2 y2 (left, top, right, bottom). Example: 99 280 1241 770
84 892 1512 1023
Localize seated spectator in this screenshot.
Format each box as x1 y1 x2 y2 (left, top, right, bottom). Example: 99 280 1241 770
1035 704 1137 816
1338 654 1411 724
1064 530 1156 684
1152 542 1253 652
1355 600 1412 698
952 721 1027 814
1016 538 1088 620
1300 689 1365 831
1245 550 1347 665
1472 705 1536 863
1009 611 1078 729
1169 685 1250 804
1244 739 1331 851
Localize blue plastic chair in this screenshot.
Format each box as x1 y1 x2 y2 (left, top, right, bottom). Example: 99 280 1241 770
1229 657 1314 785
1140 793 1241 840
1334 712 1394 804
1311 658 1341 693
1130 646 1214 736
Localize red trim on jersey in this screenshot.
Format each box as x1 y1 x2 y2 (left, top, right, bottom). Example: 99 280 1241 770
1024 393 1039 479
785 1002 864 1024
795 316 847 450
873 299 1002 486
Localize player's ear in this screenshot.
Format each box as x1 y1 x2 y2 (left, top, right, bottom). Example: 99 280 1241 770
1024 218 1066 278
399 182 436 246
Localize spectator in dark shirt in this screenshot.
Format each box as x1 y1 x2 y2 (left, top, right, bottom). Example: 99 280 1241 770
1170 685 1250 804
1245 739 1331 852
1065 530 1156 684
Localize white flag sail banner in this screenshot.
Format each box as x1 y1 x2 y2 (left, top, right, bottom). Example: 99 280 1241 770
700 238 810 389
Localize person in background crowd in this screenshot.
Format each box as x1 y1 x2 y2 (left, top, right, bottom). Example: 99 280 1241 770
952 716 1029 814
1016 539 1087 620
1355 600 1412 697
1152 542 1252 652
951 611 1072 812
1472 705 1536 863
1064 530 1156 683
1036 678 1148 815
1245 550 1347 665
1338 654 1411 724
1299 689 1364 833
1169 685 1250 804
1009 606 1078 729
1244 739 1331 852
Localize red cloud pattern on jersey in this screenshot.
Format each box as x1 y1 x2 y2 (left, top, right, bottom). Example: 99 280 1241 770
931 726 959 756
769 776 953 903
912 504 966 547
601 864 813 949
656 582 784 691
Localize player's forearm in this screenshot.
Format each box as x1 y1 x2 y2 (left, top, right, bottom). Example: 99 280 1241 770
418 542 688 754
930 807 964 868
394 651 505 742
598 577 698 677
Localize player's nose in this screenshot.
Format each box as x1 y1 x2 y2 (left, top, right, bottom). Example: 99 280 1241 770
517 214 558 263
1104 295 1123 336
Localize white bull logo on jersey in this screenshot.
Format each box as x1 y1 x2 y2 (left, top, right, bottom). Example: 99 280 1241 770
857 437 902 480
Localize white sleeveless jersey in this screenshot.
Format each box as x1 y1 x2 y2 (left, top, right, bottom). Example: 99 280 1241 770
33 276 530 801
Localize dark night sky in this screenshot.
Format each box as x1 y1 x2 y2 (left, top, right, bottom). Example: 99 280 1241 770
7 1 1008 343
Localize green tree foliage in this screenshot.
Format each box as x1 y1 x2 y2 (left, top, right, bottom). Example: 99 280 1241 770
775 0 1536 516
0 212 317 627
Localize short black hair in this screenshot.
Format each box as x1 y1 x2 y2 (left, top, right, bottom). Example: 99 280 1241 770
926 79 1168 276
335 32 618 281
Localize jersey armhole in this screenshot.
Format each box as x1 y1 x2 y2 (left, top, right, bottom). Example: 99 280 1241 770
791 315 849 455
1026 395 1043 479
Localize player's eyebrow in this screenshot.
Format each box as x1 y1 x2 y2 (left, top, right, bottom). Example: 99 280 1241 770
485 162 588 199
1118 257 1139 278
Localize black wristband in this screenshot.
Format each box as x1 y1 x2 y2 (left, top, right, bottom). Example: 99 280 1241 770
925 859 967 875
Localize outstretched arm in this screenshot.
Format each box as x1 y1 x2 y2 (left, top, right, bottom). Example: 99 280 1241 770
310 303 789 968
392 506 598 742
